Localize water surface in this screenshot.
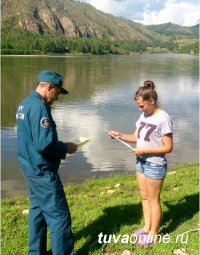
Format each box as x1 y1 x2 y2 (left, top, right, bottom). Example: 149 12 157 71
1 54 199 198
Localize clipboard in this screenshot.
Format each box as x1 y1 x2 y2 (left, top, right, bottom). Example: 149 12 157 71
72 136 90 147
111 135 134 150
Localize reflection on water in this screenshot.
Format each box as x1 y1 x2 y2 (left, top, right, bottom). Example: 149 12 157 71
1 54 199 198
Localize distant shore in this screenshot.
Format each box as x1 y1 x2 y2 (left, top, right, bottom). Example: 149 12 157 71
1 51 198 57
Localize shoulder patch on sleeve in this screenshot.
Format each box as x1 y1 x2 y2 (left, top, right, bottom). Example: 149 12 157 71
40 117 51 128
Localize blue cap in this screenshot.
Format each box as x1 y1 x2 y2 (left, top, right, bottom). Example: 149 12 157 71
38 70 69 94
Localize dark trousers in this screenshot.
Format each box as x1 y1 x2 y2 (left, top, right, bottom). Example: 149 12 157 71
21 167 73 255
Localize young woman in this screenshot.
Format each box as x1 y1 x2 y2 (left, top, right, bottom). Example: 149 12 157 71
108 80 173 246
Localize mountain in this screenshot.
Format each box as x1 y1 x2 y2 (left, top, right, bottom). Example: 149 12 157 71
1 0 198 55
191 24 199 38
147 22 199 39
1 0 167 43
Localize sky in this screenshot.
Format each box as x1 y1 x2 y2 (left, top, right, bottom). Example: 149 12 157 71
75 0 199 27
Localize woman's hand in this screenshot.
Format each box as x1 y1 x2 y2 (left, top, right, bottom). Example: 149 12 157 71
132 133 173 156
108 130 124 139
132 147 145 156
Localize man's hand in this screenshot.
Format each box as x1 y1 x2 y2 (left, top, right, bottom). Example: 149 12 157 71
66 142 78 154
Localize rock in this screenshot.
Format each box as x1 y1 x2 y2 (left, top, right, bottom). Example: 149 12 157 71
121 250 131 255
22 209 29 215
107 190 115 195
173 248 187 255
168 171 176 175
114 183 120 188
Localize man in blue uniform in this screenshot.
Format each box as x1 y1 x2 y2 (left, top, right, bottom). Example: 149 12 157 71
16 70 77 255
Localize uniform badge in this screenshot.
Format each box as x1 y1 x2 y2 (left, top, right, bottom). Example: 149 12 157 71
40 117 50 128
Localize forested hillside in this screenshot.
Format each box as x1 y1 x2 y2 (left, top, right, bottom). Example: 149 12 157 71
1 0 199 55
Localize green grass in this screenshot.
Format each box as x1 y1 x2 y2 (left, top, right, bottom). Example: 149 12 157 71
175 38 199 54
1 163 199 255
147 46 170 53
175 38 199 46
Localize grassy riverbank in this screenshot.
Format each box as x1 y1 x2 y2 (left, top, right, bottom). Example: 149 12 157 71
1 163 199 255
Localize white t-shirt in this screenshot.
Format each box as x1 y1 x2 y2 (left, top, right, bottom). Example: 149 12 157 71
136 109 173 164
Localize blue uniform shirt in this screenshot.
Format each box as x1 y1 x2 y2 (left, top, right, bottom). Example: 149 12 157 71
16 91 67 174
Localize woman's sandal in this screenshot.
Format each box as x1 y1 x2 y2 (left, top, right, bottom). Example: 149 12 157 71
133 229 148 237
136 234 159 246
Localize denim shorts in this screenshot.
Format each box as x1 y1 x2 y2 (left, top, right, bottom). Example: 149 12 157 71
136 157 167 179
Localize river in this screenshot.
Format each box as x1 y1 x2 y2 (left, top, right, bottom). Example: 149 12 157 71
1 54 199 198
